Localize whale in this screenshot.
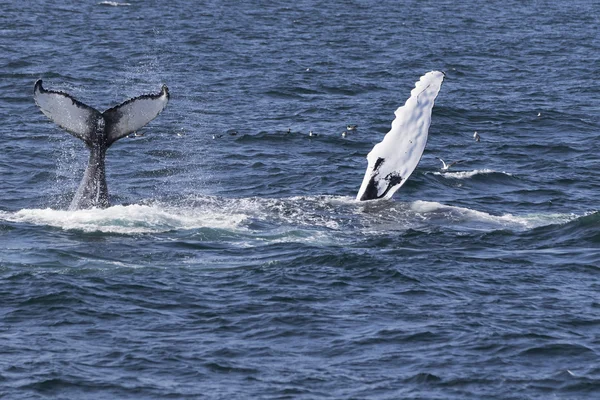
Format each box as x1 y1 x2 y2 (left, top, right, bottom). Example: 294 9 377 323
356 71 445 201
34 80 169 210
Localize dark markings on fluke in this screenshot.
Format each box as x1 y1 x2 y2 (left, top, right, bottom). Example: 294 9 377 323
33 80 169 210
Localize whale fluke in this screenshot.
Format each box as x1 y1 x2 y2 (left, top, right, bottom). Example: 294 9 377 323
33 80 103 144
103 85 169 144
356 71 445 201
34 80 169 210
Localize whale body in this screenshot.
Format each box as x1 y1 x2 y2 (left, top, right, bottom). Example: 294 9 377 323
356 71 445 201
34 80 169 210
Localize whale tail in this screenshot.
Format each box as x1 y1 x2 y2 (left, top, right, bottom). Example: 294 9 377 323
102 84 170 145
33 80 169 147
33 80 169 210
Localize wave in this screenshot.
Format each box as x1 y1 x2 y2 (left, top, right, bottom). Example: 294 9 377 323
524 210 600 248
407 200 577 231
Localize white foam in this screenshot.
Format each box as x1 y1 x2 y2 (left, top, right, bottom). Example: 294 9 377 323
1 204 246 234
410 200 576 230
0 196 580 239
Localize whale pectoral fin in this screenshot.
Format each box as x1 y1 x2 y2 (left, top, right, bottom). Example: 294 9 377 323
103 85 169 145
33 80 101 143
357 157 386 201
357 157 404 201
356 71 445 201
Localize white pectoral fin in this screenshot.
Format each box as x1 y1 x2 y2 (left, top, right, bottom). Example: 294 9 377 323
356 71 445 201
104 85 169 144
33 80 101 142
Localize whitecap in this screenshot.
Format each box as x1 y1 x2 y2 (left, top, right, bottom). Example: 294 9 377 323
98 1 131 6
432 169 512 179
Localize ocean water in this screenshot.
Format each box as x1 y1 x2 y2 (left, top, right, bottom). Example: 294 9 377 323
1 0 599 398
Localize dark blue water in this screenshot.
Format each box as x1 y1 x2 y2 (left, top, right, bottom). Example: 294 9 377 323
1 1 599 398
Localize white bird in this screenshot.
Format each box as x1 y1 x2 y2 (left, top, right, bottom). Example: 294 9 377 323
436 157 464 172
473 131 480 142
341 131 347 138
346 124 358 131
309 130 317 137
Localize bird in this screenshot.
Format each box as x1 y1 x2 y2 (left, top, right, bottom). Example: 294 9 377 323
129 132 144 138
309 130 317 137
346 124 358 131
436 157 464 172
341 131 347 138
286 128 291 134
537 112 542 117
473 131 480 142
212 134 223 139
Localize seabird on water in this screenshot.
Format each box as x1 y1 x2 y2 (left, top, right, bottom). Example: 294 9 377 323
473 131 480 142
